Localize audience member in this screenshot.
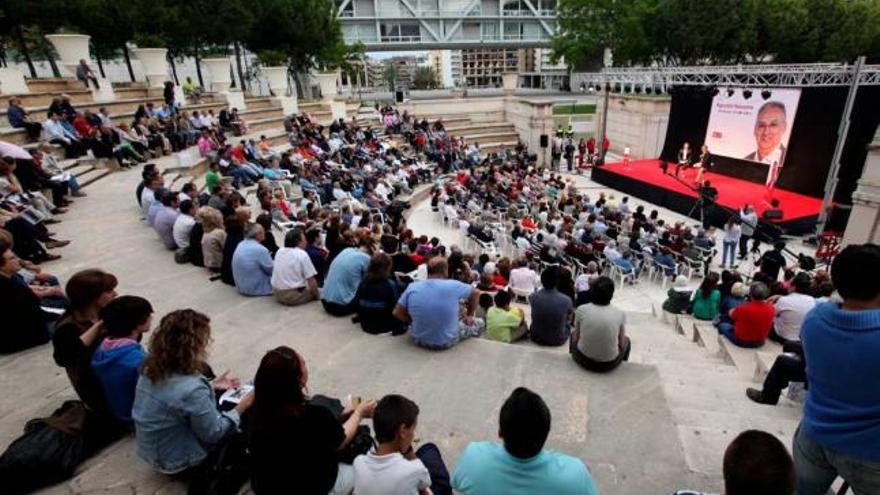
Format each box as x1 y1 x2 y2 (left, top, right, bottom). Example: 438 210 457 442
570 276 630 372
717 282 774 348
393 256 482 349
90 296 153 422
452 387 600 495
271 228 319 306
248 346 376 494
662 275 693 314
231 223 274 296
354 252 405 335
691 272 721 321
134 309 252 474
672 429 794 495
769 272 815 345
485 290 528 343
791 244 880 495
0 239 52 352
353 394 452 495
528 266 573 346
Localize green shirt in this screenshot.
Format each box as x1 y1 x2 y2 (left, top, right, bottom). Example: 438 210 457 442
691 289 721 320
205 170 220 192
486 307 523 343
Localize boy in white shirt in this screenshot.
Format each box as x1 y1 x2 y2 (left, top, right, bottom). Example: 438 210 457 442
353 395 451 495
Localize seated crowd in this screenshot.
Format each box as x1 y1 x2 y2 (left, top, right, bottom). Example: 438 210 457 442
2 99 878 495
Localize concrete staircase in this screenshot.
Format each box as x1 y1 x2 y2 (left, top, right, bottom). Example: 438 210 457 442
443 119 520 154
630 308 802 476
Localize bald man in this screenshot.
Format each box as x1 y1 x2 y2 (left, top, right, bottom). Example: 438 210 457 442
744 101 787 166
393 256 483 349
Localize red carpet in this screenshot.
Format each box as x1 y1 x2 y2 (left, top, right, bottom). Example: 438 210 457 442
598 159 822 223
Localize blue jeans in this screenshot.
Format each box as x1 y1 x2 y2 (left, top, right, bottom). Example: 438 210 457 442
794 424 880 495
722 240 737 267
718 322 763 348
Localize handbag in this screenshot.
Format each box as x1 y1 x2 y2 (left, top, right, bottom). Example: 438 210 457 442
186 432 251 495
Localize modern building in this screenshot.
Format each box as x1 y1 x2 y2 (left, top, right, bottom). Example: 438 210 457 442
336 0 558 51
364 54 426 89
459 48 535 88
428 50 461 88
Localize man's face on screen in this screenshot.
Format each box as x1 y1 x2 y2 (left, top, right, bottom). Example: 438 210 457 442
754 106 786 157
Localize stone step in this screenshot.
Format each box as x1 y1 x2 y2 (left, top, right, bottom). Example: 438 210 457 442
239 106 285 121
12 89 94 108
248 115 287 132
717 337 783 382
445 123 515 134
24 77 84 93
113 87 152 99
244 97 274 109
76 167 113 188
66 163 95 177
754 351 778 384
691 322 722 358
479 140 519 153
455 131 520 143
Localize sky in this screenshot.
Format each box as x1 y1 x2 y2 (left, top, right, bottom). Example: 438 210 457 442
366 50 430 60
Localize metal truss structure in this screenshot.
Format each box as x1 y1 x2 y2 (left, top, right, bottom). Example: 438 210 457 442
336 0 558 50
575 63 880 89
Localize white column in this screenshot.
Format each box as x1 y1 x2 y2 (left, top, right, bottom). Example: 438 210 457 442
842 133 880 245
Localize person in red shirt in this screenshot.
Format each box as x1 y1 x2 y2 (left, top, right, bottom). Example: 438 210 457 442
717 282 774 347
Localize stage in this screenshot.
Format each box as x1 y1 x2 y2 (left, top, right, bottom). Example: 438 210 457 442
591 159 822 234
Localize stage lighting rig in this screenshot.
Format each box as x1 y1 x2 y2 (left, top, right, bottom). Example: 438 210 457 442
761 89 772 100
743 89 753 99
726 88 735 97
711 87 720 96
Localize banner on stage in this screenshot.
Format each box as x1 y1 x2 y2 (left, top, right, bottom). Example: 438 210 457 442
704 88 800 167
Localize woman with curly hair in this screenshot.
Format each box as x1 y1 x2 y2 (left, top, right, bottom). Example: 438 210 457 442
133 309 253 475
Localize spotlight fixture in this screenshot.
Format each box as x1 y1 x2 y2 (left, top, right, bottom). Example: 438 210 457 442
711 87 720 97
726 88 735 98
588 84 595 93
645 86 654 95
761 89 772 100
743 89 753 99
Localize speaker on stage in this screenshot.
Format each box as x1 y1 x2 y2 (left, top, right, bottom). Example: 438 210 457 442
540 134 549 148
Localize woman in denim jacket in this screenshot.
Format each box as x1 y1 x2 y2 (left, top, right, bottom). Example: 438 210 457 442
132 309 254 474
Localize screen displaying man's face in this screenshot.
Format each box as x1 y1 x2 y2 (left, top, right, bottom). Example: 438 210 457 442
754 105 786 158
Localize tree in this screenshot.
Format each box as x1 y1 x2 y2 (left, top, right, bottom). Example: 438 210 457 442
383 64 398 90
551 0 654 69
411 66 438 89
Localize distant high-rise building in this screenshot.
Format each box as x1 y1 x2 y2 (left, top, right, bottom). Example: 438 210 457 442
428 50 461 88
459 48 535 88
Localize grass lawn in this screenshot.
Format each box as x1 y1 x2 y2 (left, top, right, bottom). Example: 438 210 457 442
553 103 596 115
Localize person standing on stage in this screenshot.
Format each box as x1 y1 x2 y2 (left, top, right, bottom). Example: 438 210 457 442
622 147 631 170
739 205 758 260
676 142 691 177
695 144 711 183
586 137 596 165
577 139 587 170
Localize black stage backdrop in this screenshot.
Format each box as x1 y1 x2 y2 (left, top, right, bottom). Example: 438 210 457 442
659 86 880 203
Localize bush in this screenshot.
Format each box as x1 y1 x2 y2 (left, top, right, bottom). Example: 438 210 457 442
257 49 288 67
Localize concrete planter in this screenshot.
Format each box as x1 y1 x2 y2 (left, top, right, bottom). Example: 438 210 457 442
133 48 169 88
263 66 289 95
315 72 339 102
502 73 519 95
45 34 91 76
203 58 232 92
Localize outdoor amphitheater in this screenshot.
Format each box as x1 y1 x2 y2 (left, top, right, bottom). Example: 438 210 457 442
1 4 879 495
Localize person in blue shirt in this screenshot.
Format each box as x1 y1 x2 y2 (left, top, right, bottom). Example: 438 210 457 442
452 387 600 495
231 224 274 296
91 295 154 422
794 243 880 495
321 236 373 316
393 256 482 349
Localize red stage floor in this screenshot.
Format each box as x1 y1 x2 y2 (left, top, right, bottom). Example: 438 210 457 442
599 159 823 223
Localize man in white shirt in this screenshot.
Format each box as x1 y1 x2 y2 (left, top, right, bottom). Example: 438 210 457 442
509 259 540 299
770 272 816 343
140 175 162 220
172 200 197 251
353 394 448 495
271 229 319 306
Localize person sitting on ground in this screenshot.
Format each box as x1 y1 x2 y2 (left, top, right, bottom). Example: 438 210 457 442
353 394 452 495
248 346 377 494
75 59 100 90
0 239 52 353
220 211 247 286
271 228 319 306
7 97 43 141
788 243 880 495
393 256 483 349
172 199 196 261
768 272 815 345
717 281 747 326
717 282 774 348
153 191 180 250
671 429 794 495
508 258 539 300
452 387 600 495
133 309 253 475
485 290 529 343
198 206 226 273
354 252 405 335
570 276 631 372
90 296 153 422
53 269 119 417
690 272 721 321
255 213 279 258
528 266 573 346
231 223 274 297
322 234 374 316
662 275 693 314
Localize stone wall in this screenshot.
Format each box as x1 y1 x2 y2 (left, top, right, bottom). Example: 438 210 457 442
596 94 670 158
842 129 880 245
503 97 555 163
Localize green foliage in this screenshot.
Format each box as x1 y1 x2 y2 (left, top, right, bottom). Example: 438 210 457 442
411 66 438 90
553 0 880 66
132 32 167 49
552 104 596 115
383 64 398 89
256 49 289 67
